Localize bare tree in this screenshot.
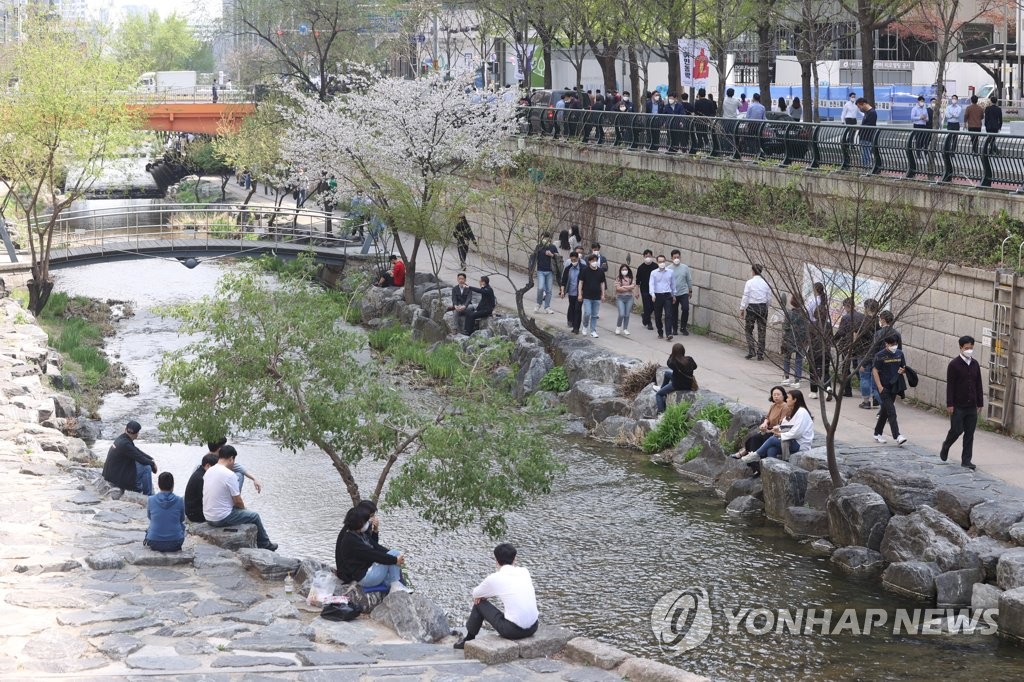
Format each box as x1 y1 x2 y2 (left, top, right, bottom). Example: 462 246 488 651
838 0 920 105
701 0 753 103
730 185 956 487
787 0 847 121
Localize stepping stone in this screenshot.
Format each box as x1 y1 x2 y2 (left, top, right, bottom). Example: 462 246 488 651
142 567 189 581
296 650 375 666
84 616 164 638
190 599 239 617
229 635 315 652
211 655 297 668
57 606 146 626
91 633 143 659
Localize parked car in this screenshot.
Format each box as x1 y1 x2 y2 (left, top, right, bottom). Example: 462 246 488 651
760 111 812 159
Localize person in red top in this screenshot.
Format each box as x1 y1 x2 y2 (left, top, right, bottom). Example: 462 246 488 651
377 254 406 287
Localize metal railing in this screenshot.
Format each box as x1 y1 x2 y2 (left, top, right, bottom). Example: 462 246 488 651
126 88 255 104
515 106 1024 192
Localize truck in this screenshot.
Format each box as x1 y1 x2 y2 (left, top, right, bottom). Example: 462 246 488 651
137 71 198 93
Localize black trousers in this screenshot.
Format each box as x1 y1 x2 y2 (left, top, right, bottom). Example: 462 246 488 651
640 288 653 326
968 127 982 153
809 346 830 394
457 244 469 267
744 303 767 357
947 122 961 131
566 296 582 332
674 293 690 333
874 391 901 438
654 293 676 336
466 599 538 640
941 406 978 465
464 309 492 335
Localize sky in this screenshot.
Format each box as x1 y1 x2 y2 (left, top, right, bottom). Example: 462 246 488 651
94 0 222 22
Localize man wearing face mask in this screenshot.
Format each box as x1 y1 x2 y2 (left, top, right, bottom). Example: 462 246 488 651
945 95 963 131
841 93 859 125
559 251 584 334
464 276 496 335
577 254 606 338
939 336 983 470
620 92 637 149
635 249 657 330
644 91 668 152
871 334 908 446
581 243 609 331
532 233 559 315
670 249 693 336
649 255 676 340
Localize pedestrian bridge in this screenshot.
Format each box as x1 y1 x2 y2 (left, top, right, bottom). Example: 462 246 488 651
11 204 369 270
127 88 258 135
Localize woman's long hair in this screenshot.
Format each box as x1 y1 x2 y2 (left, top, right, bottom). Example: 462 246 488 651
788 389 812 419
669 343 688 366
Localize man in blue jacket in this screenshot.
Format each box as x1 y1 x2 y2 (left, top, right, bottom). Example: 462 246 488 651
146 472 186 553
102 420 157 494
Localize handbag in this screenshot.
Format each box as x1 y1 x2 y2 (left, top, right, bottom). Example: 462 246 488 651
904 366 919 388
321 602 362 622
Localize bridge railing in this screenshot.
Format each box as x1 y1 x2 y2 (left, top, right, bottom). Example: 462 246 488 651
515 106 1024 192
126 88 255 104
38 203 362 257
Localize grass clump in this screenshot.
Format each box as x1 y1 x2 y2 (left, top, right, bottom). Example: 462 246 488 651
539 366 569 393
642 400 693 454
695 402 732 433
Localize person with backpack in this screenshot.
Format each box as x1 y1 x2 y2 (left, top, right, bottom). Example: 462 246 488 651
872 333 909 446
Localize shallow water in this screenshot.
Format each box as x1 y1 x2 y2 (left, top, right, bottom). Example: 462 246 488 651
55 259 1024 682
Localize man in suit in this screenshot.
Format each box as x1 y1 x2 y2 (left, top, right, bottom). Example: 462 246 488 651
985 95 1003 154
692 88 716 150
644 90 669 152
666 93 685 153
464 276 496 335
449 273 474 331
856 97 878 169
939 335 984 470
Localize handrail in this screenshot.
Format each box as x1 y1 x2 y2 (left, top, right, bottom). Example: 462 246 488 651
515 105 1024 193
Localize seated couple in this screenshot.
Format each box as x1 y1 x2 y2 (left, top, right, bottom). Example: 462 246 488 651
335 501 412 593
734 387 814 471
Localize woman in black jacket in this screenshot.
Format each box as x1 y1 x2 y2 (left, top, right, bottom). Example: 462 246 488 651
655 343 698 413
335 506 410 592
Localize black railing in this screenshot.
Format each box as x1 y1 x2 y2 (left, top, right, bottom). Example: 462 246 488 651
515 106 1024 193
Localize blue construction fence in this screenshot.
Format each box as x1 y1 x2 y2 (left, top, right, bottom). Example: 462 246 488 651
727 85 951 124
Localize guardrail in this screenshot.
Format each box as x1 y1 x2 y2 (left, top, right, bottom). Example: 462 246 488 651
127 88 255 104
515 106 1024 192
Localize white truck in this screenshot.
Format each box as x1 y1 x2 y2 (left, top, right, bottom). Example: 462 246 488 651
137 71 198 93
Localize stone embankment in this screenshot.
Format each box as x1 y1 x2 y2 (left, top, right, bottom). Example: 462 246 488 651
0 291 704 681
361 278 1024 645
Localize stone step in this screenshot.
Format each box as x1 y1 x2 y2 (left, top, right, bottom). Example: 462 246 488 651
462 624 573 665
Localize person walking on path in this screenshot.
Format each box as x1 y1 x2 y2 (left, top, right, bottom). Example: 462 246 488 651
740 264 771 360
577 254 606 338
532 234 559 315
670 250 693 335
559 251 583 334
781 294 809 387
856 98 878 168
454 543 539 650
102 420 157 495
872 334 908 446
649 255 675 340
614 264 637 336
966 95 984 153
454 215 477 269
636 250 657 330
939 335 983 470
655 343 698 414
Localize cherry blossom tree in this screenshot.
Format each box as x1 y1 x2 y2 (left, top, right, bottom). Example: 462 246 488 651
278 70 518 302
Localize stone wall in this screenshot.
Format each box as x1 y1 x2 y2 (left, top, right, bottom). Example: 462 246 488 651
467 186 1024 434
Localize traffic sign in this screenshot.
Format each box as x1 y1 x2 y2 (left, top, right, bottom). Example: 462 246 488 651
299 24 309 36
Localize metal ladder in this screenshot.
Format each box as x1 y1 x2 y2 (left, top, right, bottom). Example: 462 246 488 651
988 268 1017 427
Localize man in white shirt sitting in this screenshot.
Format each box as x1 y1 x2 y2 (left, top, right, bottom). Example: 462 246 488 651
203 445 278 551
454 543 539 649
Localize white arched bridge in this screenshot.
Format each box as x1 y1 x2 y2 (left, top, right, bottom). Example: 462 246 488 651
3 203 369 270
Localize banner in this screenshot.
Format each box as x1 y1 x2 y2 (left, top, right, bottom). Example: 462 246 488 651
679 38 711 90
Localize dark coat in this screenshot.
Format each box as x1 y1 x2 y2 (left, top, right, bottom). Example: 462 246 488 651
184 465 206 523
335 529 397 583
453 217 476 247
668 355 698 390
451 284 473 309
102 433 155 491
985 104 1003 133
694 99 716 116
468 285 496 315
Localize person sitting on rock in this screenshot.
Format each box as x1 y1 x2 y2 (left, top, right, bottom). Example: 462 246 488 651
655 343 698 414
731 385 790 459
145 472 186 553
102 420 157 495
742 389 815 473
208 437 263 494
463 275 496 335
335 505 411 593
454 543 538 649
376 254 406 288
184 453 218 523
202 445 278 551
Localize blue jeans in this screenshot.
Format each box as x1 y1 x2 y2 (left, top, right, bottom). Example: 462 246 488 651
783 351 803 381
135 463 153 495
146 538 183 553
655 372 678 413
358 549 402 588
616 295 632 329
208 508 273 548
860 140 873 168
536 271 553 308
582 299 601 332
859 363 880 402
755 435 802 459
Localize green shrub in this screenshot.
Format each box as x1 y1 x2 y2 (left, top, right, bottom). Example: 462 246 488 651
683 445 702 462
642 400 693 454
368 325 409 352
696 402 732 433
539 366 569 392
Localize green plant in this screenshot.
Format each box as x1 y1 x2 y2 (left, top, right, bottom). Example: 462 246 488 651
696 402 732 433
683 445 702 462
642 400 693 454
539 366 569 392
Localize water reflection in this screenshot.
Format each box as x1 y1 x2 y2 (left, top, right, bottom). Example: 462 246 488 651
54 260 1024 681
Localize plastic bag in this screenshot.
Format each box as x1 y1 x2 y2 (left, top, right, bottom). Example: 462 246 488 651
306 569 339 606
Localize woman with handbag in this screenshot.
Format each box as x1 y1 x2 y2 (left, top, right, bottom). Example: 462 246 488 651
655 343 698 414
731 385 790 459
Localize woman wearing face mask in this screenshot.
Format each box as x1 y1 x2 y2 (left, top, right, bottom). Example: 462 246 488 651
614 264 637 335
742 389 814 473
335 505 411 592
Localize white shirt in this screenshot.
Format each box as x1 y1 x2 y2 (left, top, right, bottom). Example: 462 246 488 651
960 353 973 366
722 97 739 119
740 275 772 309
202 463 240 523
472 564 538 629
841 100 860 120
780 407 814 449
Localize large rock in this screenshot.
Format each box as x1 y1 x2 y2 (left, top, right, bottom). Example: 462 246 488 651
935 487 989 529
830 547 885 578
368 591 449 643
879 505 972 572
789 447 830 472
804 469 837 511
719 404 766 454
1011 522 1024 546
935 568 984 607
237 549 300 581
784 507 830 539
191 523 258 550
671 420 727 482
881 561 941 600
617 656 710 682
760 458 807 523
463 624 573 664
997 548 1024 590
564 350 643 386
971 501 1024 542
726 495 765 519
713 458 754 498
564 381 630 427
850 465 936 515
827 483 892 551
724 477 762 504
966 536 1016 582
514 350 554 402
592 416 640 445
972 582 1003 610
410 315 446 345
998 587 1024 643
631 385 659 420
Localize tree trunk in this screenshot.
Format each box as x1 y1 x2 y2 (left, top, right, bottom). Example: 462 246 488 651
220 175 229 201
860 21 876 105
591 44 619 92
666 41 682 95
812 68 821 122
628 46 640 101
800 58 812 122
543 37 553 89
757 20 774 105
27 278 53 316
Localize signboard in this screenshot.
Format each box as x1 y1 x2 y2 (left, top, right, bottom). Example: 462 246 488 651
298 23 309 36
802 264 886 326
982 326 993 347
840 60 914 71
679 38 711 90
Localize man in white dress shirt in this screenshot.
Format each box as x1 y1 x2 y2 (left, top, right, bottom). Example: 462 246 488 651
454 543 539 649
740 264 772 361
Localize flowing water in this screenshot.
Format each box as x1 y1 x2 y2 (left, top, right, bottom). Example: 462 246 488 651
55 259 1024 682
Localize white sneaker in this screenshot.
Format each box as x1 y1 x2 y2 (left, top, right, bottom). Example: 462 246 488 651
789 380 800 388
781 378 792 386
614 326 621 335
896 435 908 446
591 331 599 338
873 434 886 444
389 581 413 594
545 308 555 315
809 392 818 399
623 329 631 336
